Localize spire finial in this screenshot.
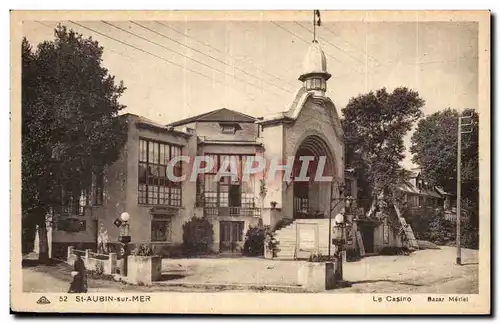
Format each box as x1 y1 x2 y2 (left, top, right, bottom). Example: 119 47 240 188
313 10 321 42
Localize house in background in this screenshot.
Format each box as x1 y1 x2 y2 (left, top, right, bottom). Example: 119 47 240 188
397 167 455 215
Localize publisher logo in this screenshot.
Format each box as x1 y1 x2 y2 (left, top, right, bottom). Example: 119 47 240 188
36 296 51 305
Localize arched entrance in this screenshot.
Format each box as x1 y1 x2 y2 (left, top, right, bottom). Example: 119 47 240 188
292 135 335 219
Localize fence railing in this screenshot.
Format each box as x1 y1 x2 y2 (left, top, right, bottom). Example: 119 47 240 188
67 246 117 274
72 249 86 257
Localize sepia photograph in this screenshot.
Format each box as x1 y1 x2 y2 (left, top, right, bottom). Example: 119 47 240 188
10 10 490 314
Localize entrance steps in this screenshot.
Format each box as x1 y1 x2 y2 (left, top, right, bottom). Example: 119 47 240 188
273 219 334 260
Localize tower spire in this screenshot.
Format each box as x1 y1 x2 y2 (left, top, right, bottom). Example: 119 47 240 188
299 12 331 97
313 10 321 42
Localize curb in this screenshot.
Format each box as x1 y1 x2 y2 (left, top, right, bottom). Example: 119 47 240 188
154 281 308 292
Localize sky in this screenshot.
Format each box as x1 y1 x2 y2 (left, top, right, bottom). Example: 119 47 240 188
22 17 479 169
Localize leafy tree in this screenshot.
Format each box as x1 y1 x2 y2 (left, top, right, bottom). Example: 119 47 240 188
410 109 479 249
22 25 127 263
409 108 479 196
342 87 424 215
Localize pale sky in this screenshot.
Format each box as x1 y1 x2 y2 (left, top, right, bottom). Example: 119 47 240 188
22 18 478 168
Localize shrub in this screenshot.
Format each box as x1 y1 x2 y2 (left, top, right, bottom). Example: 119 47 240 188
308 252 333 262
94 260 105 275
243 225 266 256
405 202 479 249
182 217 214 255
131 243 155 256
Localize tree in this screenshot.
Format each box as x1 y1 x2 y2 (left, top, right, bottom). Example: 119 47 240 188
22 25 128 263
342 87 425 215
409 108 479 196
410 108 479 247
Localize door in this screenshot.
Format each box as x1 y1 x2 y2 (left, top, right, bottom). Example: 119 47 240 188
219 221 244 253
360 226 375 253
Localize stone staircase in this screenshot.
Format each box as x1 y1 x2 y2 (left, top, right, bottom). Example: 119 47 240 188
273 219 335 260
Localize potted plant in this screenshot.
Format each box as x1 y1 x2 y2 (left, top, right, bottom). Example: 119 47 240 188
127 244 162 285
270 201 277 210
297 252 336 292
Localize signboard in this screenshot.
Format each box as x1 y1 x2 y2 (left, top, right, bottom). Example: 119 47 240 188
297 223 318 251
113 218 123 228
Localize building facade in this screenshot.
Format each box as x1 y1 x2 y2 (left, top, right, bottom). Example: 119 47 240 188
50 40 352 258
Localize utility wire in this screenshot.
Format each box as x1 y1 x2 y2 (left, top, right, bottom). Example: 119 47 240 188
67 20 258 103
294 21 366 66
270 21 311 45
130 21 293 94
271 21 342 67
35 21 138 63
155 21 297 89
322 25 384 67
102 21 290 97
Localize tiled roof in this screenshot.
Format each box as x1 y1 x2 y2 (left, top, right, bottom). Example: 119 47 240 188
167 108 257 127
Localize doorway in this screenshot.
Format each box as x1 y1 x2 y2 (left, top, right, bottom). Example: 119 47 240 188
359 225 375 253
219 221 244 253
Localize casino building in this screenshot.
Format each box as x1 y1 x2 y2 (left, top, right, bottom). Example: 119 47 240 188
49 39 370 259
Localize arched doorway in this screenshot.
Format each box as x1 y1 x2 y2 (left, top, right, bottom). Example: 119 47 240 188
292 135 335 219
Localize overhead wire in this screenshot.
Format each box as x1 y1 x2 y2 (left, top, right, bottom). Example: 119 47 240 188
131 21 293 94
154 21 297 89
293 21 366 65
66 20 259 104
322 25 384 67
101 21 291 97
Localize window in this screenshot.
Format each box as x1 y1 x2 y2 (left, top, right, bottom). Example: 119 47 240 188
138 138 182 206
93 171 104 206
221 125 236 134
294 181 309 212
62 190 88 216
220 123 240 134
151 215 172 242
79 220 87 231
201 154 255 209
78 190 87 215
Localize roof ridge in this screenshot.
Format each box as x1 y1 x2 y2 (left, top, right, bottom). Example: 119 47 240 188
168 108 256 127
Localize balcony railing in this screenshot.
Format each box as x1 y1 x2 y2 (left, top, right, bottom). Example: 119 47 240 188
203 206 261 217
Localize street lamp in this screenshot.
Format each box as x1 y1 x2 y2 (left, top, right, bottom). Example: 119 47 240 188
328 182 346 260
333 196 353 282
119 212 131 276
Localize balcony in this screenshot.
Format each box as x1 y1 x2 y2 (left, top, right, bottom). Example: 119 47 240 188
203 206 262 217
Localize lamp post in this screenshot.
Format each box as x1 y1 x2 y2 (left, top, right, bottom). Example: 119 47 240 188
119 212 131 276
332 197 353 285
328 182 345 260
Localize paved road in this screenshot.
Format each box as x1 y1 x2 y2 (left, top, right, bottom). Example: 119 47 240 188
23 267 71 293
23 246 478 294
161 246 479 293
